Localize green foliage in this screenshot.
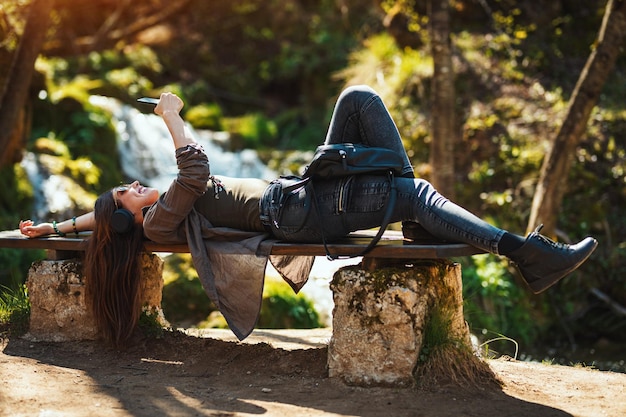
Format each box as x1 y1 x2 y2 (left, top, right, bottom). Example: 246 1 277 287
338 24 623 354
145 0 373 144
223 113 278 149
461 254 538 350
33 136 71 158
258 278 321 329
0 248 44 291
0 164 35 229
89 45 162 75
161 254 216 326
338 33 433 98
0 1 29 52
185 103 224 131
161 255 321 330
104 67 153 98
335 32 434 163
0 284 30 336
272 107 331 150
37 46 158 101
27 71 123 194
0 163 41 293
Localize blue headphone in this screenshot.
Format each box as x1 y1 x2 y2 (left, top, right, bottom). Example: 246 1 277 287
111 209 134 234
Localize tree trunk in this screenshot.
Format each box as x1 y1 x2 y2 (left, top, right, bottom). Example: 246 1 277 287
527 0 626 236
428 0 456 198
0 0 54 167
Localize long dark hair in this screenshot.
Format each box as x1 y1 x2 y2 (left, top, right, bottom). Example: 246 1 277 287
84 190 145 346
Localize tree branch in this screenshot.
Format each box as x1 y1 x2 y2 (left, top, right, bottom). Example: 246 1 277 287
590 287 626 317
107 0 191 42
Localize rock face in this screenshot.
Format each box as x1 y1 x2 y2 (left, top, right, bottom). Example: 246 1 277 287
328 260 473 387
26 252 164 342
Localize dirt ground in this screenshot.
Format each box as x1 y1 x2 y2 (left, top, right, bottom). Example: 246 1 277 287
1 328 625 417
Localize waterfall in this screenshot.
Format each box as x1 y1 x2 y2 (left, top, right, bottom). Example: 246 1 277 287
89 96 277 191
20 152 76 222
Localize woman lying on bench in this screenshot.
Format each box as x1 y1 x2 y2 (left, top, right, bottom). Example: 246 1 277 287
19 85 597 345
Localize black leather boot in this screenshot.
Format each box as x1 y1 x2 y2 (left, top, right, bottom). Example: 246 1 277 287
508 225 598 294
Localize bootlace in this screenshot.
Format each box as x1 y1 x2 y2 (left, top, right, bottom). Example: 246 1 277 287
531 224 569 250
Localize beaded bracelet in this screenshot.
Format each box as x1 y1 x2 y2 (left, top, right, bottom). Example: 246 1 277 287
52 221 66 237
72 216 78 236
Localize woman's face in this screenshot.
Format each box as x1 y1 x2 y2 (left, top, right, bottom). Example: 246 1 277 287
112 181 159 222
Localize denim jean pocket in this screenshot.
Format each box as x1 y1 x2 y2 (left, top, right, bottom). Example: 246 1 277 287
344 175 390 213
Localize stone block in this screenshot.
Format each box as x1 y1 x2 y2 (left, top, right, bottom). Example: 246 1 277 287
25 252 164 342
328 260 473 387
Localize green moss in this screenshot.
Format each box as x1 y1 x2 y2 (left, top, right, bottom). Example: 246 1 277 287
332 260 455 301
332 260 459 333
138 305 169 339
418 304 456 364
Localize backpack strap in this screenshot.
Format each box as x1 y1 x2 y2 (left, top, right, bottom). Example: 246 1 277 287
281 176 310 194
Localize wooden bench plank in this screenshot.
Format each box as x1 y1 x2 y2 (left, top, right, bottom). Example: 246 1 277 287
0 230 89 251
0 229 486 259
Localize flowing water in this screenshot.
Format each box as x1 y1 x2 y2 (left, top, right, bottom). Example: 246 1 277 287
89 96 277 191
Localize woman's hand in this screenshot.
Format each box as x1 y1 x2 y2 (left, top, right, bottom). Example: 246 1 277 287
19 220 54 238
154 92 183 116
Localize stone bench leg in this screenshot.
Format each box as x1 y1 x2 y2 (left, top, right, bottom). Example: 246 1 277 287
26 253 164 342
328 259 495 387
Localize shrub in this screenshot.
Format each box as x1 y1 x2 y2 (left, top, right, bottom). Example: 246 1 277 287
185 103 224 131
0 284 30 336
162 255 321 330
161 254 216 327
257 278 321 329
460 254 538 353
223 113 277 149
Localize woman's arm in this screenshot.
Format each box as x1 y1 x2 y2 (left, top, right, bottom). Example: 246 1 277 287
154 92 196 150
19 93 192 240
142 93 209 244
19 212 95 238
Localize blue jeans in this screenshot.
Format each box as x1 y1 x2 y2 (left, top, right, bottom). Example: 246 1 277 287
260 85 504 254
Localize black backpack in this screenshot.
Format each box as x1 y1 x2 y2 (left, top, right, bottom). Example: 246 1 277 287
303 143 404 180
282 143 404 259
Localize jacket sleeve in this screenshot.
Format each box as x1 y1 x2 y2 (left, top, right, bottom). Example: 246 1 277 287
143 143 209 243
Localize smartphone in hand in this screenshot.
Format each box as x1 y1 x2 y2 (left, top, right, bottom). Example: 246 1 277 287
137 97 159 106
